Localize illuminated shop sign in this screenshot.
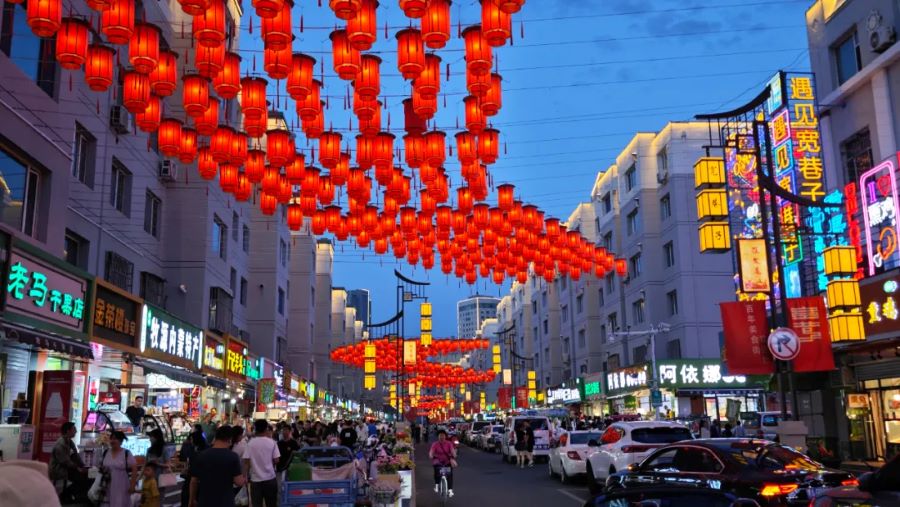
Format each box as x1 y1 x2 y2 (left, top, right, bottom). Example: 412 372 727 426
545 387 581 404
861 273 900 337
203 334 226 374
5 247 88 332
92 280 141 351
226 339 247 380
860 157 900 276
806 189 852 291
139 304 202 371
606 360 757 396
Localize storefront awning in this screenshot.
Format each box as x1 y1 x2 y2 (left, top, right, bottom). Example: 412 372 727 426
205 376 227 390
138 359 205 386
2 322 93 359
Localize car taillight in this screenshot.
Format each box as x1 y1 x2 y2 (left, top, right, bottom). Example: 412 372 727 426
566 451 581 460
841 478 859 487
760 483 799 497
620 445 656 453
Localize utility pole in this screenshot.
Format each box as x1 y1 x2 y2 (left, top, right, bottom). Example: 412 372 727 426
611 323 671 420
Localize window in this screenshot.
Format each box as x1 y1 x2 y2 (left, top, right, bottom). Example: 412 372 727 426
561 305 568 323
607 353 620 371
532 300 537 314
542 319 548 335
605 273 615 295
603 231 613 250
576 294 583 314
232 212 239 241
626 209 639 235
560 276 567 290
140 272 166 307
212 216 227 260
657 146 668 182
280 239 288 267
105 251 134 292
667 290 679 316
541 291 547 307
144 190 161 238
238 278 247 306
278 287 285 315
594 217 600 234
632 299 645 324
834 31 861 85
208 287 234 334
660 194 671 220
633 344 647 363
667 339 682 359
229 268 236 294
629 252 642 277
625 164 637 191
0 144 41 237
598 288 604 307
607 312 618 333
578 329 586 348
110 160 131 216
64 230 89 270
664 241 675 268
72 125 95 187
602 193 611 214
841 128 873 184
0 2 56 96
242 224 250 252
600 324 607 343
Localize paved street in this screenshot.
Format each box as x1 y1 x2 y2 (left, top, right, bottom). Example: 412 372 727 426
413 444 592 507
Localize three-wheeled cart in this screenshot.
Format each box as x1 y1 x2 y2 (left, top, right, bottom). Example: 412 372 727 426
281 446 359 507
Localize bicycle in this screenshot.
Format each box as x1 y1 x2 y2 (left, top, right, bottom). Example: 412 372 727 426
437 466 453 504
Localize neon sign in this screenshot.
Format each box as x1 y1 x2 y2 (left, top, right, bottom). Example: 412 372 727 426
806 190 850 291
860 157 900 275
139 304 203 370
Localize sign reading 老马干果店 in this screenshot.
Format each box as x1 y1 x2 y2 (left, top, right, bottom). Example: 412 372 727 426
605 359 769 396
139 303 202 371
4 244 90 336
92 279 141 353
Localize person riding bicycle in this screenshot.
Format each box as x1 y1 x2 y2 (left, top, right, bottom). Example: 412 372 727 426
428 429 457 498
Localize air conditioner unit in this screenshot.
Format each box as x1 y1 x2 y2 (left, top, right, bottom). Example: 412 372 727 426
109 105 131 134
158 160 177 181
868 9 896 53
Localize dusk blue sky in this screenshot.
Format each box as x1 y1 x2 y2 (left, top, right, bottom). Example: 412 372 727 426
241 0 814 336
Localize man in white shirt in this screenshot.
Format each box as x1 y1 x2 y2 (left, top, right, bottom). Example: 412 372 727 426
243 419 280 507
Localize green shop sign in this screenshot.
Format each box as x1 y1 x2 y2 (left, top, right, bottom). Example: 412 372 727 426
3 244 91 336
579 373 604 400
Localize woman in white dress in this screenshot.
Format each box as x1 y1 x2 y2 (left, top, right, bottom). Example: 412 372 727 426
98 431 138 507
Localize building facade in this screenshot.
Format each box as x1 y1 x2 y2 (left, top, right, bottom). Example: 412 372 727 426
457 295 500 339
347 289 371 327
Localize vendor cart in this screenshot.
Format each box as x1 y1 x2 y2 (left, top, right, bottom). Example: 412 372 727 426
281 446 358 507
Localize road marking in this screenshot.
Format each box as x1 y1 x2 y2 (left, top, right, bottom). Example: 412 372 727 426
557 488 586 504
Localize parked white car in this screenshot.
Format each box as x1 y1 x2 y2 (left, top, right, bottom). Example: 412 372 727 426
466 421 491 446
548 430 603 483
478 424 504 452
501 416 552 463
585 421 693 489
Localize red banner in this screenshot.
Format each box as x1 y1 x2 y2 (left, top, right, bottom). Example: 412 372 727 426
721 300 775 374
515 386 529 409
497 387 512 409
787 296 835 372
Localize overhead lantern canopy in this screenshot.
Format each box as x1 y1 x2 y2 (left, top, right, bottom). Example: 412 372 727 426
331 29 360 81
347 0 377 51
399 0 426 18
396 28 425 80
319 132 343 169
478 128 500 164
264 46 291 80
158 118 183 158
464 95 486 134
422 0 451 49
56 18 90 70
195 98 219 136
135 94 161 133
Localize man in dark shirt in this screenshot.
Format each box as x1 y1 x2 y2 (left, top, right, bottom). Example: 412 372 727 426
276 425 300 473
125 395 145 431
338 421 358 449
190 425 246 507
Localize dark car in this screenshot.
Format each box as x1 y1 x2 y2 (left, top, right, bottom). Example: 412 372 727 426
584 485 754 507
605 438 855 506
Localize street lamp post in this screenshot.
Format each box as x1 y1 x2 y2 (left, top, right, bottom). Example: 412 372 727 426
611 323 670 420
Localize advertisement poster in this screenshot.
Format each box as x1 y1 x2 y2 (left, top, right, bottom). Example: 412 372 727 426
514 386 529 409
786 296 835 372
36 370 74 462
737 239 771 292
720 301 776 374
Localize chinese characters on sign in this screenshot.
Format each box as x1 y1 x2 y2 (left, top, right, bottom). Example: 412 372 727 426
860 274 900 338
860 158 900 276
139 304 202 370
606 360 752 396
203 334 226 374
226 338 247 380
720 300 776 374
738 239 771 292
545 387 581 404
786 296 835 372
92 281 140 351
5 249 88 332
786 74 824 202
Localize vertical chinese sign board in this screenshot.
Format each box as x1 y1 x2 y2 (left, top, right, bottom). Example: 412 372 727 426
720 300 776 374
91 279 141 353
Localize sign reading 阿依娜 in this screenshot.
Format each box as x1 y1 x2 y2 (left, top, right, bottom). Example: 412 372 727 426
139 304 202 371
4 247 89 333
606 359 766 396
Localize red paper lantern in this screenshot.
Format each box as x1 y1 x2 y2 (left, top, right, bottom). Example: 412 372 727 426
287 204 303 230
413 88 437 120
211 126 235 163
329 0 360 20
319 132 342 169
266 129 293 167
214 52 241 100
128 22 160 74
615 258 627 277
457 186 473 213
241 77 268 119
287 53 316 100
464 95 486 134
285 152 305 184
396 28 425 80
229 130 248 165
235 174 252 202
179 128 199 163
356 134 374 170
245 150 266 183
301 167 320 198
252 0 285 18
330 29 360 81
177 0 212 16
198 147 218 180
194 98 219 136
219 164 238 193
498 0 524 14
158 118 183 158
404 134 425 169
302 106 325 139
403 98 427 136
373 132 395 171
481 0 511 47
195 43 225 78
497 183 514 210
413 53 440 100
182 74 210 117
150 49 178 96
455 131 477 165
122 71 150 113
135 94 161 132
100 0 135 45
261 0 292 51
399 0 426 18
353 88 378 121
466 68 489 98
481 73 502 116
462 25 491 76
262 166 279 194
355 54 381 102
422 0 450 49
478 128 499 164
424 131 446 167
245 111 269 139
85 44 115 91
264 46 291 80
193 0 226 48
86 0 112 11
332 153 350 185
347 0 377 51
27 0 61 37
297 79 322 121
260 193 278 215
359 99 382 136
55 18 89 70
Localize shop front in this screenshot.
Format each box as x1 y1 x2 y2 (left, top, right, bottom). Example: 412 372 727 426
545 383 582 417
0 237 93 462
201 331 231 421
577 373 605 417
224 335 259 418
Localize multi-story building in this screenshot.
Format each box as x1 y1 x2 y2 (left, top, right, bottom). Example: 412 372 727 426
312 239 334 386
347 289 371 327
457 295 500 339
806 0 900 462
